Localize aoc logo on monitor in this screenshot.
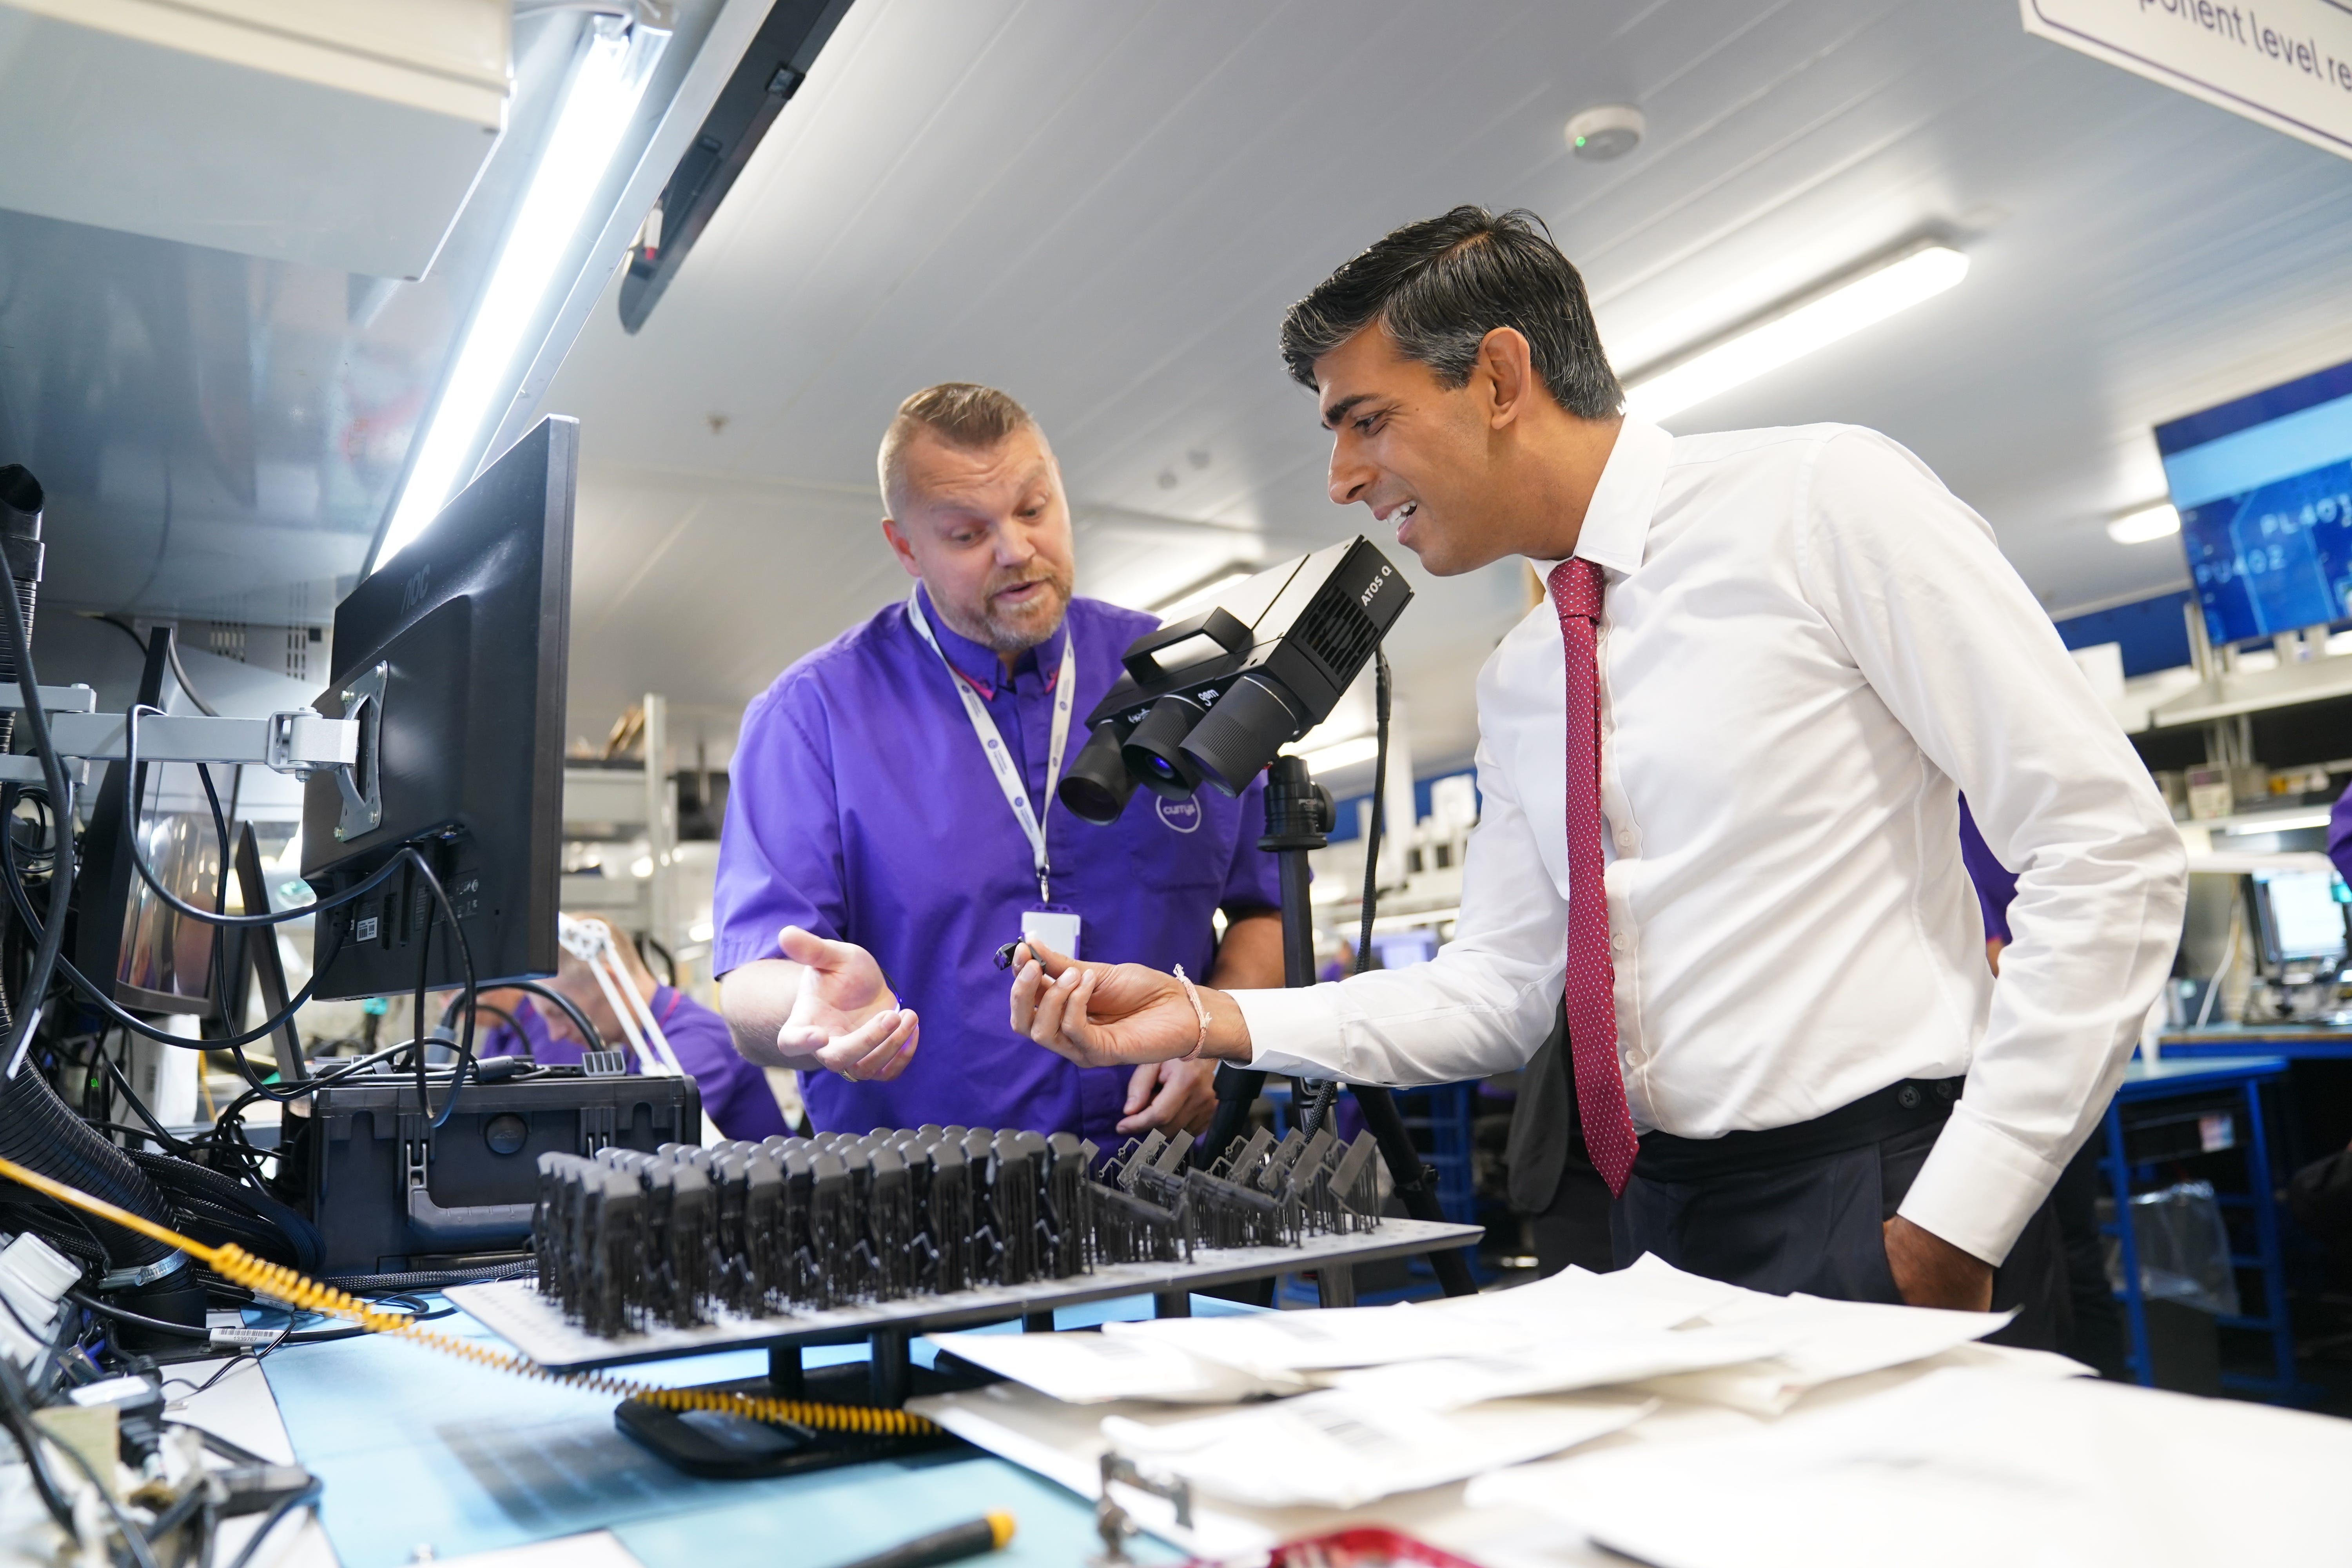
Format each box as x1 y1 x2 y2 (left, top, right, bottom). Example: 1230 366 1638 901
1155 796 1201 833
400 563 434 615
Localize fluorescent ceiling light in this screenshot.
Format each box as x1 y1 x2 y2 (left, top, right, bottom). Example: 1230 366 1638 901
1290 734 1380 774
2107 503 2180 544
376 18 668 570
2223 810 2331 833
1624 243 1971 423
1151 566 1257 618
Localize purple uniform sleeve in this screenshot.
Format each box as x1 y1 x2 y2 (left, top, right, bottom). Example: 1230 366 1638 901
1957 794 2020 944
2330 783 2352 887
652 987 789 1141
712 681 846 978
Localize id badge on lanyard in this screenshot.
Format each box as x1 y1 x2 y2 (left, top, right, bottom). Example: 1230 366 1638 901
906 588 1083 956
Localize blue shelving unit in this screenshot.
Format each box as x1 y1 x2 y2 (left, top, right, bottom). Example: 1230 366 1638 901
2101 1054 2314 1403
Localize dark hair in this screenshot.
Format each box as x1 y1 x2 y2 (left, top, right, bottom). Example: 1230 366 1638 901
1279 206 1622 419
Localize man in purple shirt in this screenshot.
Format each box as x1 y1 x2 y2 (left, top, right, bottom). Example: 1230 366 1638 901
712 383 1284 1143
474 914 788 1142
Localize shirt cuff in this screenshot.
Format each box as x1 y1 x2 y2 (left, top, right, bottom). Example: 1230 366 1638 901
1229 985 1348 1078
1896 1102 2063 1267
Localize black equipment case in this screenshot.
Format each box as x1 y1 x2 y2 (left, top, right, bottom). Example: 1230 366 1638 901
287 1071 701 1276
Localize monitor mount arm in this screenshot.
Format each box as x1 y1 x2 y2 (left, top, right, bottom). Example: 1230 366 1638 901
0 663 383 838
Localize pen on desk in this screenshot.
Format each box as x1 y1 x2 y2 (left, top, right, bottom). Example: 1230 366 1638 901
832 1511 1016 1568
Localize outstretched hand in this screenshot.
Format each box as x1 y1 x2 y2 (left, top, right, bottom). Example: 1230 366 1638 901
773 925 918 1082
1008 941 1243 1069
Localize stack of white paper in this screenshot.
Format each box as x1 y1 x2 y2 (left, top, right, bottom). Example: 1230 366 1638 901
927 1328 1301 1404
1474 1367 2352 1567
1100 1389 1656 1509
1632 1291 2016 1415
1315 1326 1784 1408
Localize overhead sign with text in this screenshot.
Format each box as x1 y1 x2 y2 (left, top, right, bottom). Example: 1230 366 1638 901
2024 0 2352 160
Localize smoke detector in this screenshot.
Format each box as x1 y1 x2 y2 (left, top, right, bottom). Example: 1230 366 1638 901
1566 104 1645 162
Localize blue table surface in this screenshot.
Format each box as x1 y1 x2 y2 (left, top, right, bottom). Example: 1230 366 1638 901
2119 1054 2287 1097
258 1294 1244 1568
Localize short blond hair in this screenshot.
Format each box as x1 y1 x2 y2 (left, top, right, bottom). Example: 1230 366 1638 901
877 383 1038 513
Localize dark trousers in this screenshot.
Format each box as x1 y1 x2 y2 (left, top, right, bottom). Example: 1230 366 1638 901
1509 1005 2070 1350
1612 1115 2071 1351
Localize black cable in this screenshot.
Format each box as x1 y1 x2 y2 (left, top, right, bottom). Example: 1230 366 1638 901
404 851 477 1129
0 793 337 1062
68 1289 208 1339
440 978 601 1054
0 535 74 1082
0 1356 78 1537
1354 650 1390 980
113 705 416 930
223 1480 322 1568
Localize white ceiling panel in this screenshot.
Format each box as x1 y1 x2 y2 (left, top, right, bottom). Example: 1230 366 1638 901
540 0 2352 771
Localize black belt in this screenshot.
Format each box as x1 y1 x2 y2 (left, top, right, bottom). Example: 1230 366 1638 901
1631 1076 1963 1185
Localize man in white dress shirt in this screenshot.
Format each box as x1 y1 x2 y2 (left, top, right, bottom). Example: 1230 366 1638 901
1008 207 2185 1335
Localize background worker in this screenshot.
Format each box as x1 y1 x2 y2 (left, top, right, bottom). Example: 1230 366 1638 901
712 383 1283 1142
473 914 791 1142
1009 208 2186 1343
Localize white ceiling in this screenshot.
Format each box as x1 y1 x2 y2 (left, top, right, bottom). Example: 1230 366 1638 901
539 0 2352 781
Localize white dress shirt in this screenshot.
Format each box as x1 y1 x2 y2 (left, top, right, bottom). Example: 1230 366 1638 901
1236 417 2187 1266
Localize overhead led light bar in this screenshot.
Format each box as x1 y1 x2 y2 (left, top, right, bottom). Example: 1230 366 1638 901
1624 242 1970 424
2107 503 2180 544
376 17 669 570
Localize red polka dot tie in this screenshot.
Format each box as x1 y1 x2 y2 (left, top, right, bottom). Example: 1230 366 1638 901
1548 557 1638 1198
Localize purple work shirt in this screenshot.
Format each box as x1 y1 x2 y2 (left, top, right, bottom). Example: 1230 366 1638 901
478 987 788 1142
1957 795 2019 943
713 590 1282 1143
2329 782 2352 886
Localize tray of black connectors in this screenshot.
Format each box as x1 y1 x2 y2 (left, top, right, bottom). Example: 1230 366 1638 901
446 1122 1484 1375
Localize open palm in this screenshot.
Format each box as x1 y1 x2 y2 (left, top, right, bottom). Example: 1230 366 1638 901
774 925 918 1081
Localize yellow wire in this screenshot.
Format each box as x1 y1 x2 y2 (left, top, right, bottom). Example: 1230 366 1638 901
0 1154 936 1438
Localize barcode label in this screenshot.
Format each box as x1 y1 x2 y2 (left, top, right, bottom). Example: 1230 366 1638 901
210 1327 280 1348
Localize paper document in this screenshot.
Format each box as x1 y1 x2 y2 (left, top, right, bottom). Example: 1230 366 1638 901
1635 1292 2013 1415
1475 1367 2352 1568
927 1328 1301 1404
1103 1303 1512 1374
1317 1326 1783 1409
1101 1390 1654 1510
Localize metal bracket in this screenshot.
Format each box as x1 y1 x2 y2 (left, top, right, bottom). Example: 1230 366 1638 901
331 661 387 841
1091 1450 1192 1568
401 1118 533 1248
0 683 96 714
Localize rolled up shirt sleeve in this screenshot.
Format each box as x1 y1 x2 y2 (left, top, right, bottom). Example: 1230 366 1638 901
1799 430 2187 1265
713 681 846 980
1235 723 1566 1084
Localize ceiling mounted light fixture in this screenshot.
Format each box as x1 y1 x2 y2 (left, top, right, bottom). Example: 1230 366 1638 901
2106 503 2181 544
1623 241 1971 424
1291 734 1380 775
374 15 670 571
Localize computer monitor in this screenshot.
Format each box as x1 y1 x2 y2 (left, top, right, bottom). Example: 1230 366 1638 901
2246 866 2348 970
74 628 228 1016
298 416 576 1001
2159 356 2352 647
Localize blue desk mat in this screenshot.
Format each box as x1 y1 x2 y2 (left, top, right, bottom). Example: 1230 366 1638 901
261 1294 1250 1567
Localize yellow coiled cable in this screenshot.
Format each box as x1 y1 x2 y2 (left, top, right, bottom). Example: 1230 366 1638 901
0 1154 937 1438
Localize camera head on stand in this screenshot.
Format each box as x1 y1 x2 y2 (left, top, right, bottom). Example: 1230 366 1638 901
1056 537 1411 825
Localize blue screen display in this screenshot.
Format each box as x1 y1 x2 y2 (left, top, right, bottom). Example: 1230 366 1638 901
2158 359 2352 647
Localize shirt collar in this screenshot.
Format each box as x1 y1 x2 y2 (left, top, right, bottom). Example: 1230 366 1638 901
912 584 1069 695
1539 416 1673 580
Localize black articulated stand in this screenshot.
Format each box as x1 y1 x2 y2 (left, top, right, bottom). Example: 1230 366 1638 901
1197 755 1481 1303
